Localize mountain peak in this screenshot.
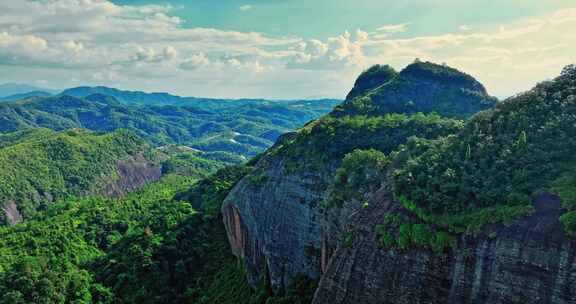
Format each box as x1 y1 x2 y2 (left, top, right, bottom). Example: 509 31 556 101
346 65 397 100
400 61 487 94
334 61 496 118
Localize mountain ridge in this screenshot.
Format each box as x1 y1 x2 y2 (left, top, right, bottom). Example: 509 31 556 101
221 62 576 304
0 93 340 159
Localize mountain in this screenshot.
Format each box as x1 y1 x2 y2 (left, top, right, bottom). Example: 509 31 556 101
314 64 576 304
0 163 312 303
0 83 57 97
0 91 53 102
0 128 164 225
0 93 340 159
2 64 576 303
334 61 497 118
221 62 576 303
62 85 340 110
62 86 209 106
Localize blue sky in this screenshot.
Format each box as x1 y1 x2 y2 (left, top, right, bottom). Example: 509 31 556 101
0 0 575 99
113 0 573 38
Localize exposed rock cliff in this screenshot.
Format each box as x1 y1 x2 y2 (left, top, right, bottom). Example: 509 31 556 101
222 137 335 288
313 192 576 304
1 153 162 225
101 153 163 197
1 201 22 225
223 63 576 303
222 62 486 291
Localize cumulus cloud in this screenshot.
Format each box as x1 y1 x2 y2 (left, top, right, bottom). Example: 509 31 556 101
0 0 575 99
0 0 290 70
287 30 367 70
362 8 576 96
179 53 210 70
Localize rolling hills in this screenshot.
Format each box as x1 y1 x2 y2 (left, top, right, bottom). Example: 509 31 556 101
0 91 340 159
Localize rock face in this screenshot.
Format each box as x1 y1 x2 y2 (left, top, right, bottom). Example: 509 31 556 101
222 62 495 292
313 192 576 304
222 144 336 289
1 201 22 225
1 153 162 225
102 153 163 197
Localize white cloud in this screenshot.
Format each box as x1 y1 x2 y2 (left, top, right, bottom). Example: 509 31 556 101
180 53 210 70
287 31 367 70
376 23 409 34
0 0 574 99
239 5 253 11
360 9 576 97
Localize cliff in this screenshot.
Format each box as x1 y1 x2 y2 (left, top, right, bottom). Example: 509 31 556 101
101 153 163 198
313 192 576 304
222 63 576 303
222 62 489 291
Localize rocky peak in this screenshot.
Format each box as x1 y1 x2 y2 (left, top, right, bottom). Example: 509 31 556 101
334 61 497 119
346 65 398 100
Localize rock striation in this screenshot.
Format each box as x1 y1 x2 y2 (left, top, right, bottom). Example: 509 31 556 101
222 62 494 291
313 192 576 304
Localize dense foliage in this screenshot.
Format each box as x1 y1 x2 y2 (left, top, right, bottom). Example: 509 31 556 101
332 61 496 118
345 65 397 100
0 92 339 158
327 149 390 208
275 112 463 173
551 171 576 236
374 214 455 253
392 65 576 233
0 174 198 303
0 128 150 223
0 161 318 303
161 151 224 178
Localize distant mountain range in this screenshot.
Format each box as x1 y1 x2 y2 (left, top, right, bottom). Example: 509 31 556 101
0 85 341 159
0 83 58 98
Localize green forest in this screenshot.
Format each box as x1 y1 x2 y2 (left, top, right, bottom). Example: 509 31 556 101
1 63 575 303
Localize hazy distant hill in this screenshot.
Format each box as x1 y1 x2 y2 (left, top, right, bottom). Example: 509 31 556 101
0 83 57 97
0 92 340 158
62 86 339 110
0 91 53 102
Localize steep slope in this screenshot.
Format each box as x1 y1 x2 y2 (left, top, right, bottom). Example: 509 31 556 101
313 65 576 303
0 165 316 303
0 93 339 158
222 62 494 290
0 128 161 224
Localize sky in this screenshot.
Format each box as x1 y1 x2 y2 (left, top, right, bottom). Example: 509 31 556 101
0 0 575 99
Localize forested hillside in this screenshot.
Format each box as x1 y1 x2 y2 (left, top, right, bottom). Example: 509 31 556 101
0 93 339 158
1 63 576 304
223 62 576 304
0 128 162 224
